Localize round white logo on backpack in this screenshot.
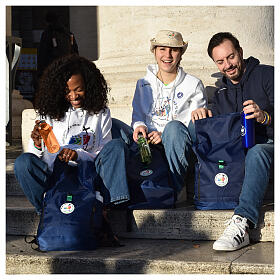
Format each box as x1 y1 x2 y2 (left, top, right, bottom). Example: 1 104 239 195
241 125 246 136
140 169 153 177
214 173 228 187
60 203 75 214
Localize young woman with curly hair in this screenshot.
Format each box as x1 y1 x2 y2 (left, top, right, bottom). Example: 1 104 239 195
14 54 130 214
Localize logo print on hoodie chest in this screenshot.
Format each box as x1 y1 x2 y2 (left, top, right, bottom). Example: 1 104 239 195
177 92 183 98
153 97 171 117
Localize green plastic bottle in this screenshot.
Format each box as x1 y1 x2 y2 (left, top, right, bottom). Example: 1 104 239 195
137 133 152 165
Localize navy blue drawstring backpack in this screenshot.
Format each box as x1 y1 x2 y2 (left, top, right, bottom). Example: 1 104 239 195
193 112 245 210
126 143 175 210
36 158 103 251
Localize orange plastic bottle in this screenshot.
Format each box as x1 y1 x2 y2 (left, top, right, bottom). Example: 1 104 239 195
38 121 60 153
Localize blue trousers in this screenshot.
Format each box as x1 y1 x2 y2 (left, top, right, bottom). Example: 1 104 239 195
234 139 274 225
14 139 130 213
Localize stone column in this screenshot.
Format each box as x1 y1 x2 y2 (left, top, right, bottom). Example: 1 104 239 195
6 6 12 36
6 7 34 143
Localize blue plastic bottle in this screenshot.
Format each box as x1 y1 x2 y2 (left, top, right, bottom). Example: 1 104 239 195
241 112 255 148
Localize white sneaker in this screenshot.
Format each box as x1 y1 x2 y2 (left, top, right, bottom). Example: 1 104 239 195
213 215 250 251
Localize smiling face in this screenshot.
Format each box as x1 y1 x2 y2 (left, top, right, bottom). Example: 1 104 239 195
65 74 85 109
211 39 245 84
154 46 182 75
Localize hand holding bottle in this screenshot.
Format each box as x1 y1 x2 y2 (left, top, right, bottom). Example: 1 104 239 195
243 100 266 123
137 132 152 165
133 125 148 142
38 121 60 153
31 120 42 148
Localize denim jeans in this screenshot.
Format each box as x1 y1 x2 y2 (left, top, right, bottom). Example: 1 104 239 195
161 120 196 193
94 138 130 205
112 118 196 194
14 138 130 213
14 153 51 213
234 139 274 226
111 118 134 144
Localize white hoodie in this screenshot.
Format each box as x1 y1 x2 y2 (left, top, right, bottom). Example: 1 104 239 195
132 64 206 132
28 107 112 171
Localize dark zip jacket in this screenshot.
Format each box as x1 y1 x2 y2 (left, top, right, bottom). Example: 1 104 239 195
210 56 274 140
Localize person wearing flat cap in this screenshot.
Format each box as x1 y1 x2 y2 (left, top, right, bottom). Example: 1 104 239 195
130 30 207 196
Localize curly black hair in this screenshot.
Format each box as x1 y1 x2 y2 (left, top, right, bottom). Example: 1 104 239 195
34 54 109 120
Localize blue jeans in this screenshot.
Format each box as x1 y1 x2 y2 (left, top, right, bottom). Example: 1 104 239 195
111 118 134 144
161 120 196 193
14 153 51 214
14 139 130 213
234 139 274 226
112 118 196 194
94 138 130 205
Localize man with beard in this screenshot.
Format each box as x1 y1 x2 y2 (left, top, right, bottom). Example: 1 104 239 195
191 32 274 251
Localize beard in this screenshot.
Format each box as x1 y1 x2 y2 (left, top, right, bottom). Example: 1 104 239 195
224 65 243 82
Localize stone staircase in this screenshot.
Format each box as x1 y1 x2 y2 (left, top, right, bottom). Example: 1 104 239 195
6 140 274 274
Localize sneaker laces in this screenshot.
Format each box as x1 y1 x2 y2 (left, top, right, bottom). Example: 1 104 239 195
222 216 247 238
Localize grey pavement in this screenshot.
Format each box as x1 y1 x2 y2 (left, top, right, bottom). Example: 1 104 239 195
6 235 274 274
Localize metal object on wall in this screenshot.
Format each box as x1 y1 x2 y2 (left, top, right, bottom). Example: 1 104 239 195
6 36 22 145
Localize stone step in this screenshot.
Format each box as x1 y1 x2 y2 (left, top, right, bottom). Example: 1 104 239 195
6 196 274 242
6 235 274 274
6 158 22 196
109 104 133 126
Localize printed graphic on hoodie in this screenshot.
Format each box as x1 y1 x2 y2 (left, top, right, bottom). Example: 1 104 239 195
152 96 179 121
69 131 96 151
152 96 171 119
